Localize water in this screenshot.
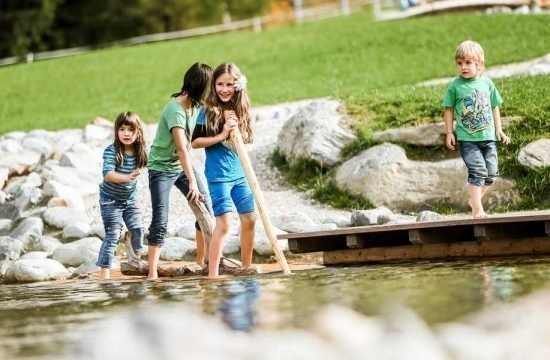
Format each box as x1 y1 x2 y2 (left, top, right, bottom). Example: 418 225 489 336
2 256 550 359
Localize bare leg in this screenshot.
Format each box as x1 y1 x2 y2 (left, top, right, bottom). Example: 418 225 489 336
239 212 256 268
196 229 207 268
100 268 110 280
208 213 231 278
147 245 161 280
468 184 486 218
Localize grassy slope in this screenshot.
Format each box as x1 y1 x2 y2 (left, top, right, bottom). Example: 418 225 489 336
0 13 549 133
1 11 548 210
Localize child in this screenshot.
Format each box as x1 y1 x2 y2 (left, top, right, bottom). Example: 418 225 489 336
192 63 256 278
97 111 148 280
147 62 214 280
443 40 511 218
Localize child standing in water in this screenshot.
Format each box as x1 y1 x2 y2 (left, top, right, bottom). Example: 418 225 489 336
443 40 511 218
97 111 148 280
192 63 256 278
147 62 214 280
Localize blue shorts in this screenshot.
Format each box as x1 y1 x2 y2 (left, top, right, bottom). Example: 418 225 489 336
459 140 499 187
208 177 255 216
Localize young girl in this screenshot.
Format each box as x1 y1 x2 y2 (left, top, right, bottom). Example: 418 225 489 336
146 62 214 280
96 111 148 280
192 63 256 278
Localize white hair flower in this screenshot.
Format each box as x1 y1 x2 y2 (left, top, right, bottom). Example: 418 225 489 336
234 75 247 91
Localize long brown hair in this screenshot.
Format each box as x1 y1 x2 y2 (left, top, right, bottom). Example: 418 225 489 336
113 111 148 169
205 63 253 143
170 62 213 108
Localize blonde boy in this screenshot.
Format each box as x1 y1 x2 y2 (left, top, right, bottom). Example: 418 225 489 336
443 40 511 218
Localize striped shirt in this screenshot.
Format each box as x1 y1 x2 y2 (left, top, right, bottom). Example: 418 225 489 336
99 144 138 201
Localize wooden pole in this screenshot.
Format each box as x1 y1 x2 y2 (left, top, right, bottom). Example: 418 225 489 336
230 128 292 275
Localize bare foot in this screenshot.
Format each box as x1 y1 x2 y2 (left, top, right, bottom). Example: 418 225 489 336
473 211 487 219
146 275 159 281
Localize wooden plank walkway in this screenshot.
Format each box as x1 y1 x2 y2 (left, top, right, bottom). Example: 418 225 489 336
277 211 550 265
375 0 529 21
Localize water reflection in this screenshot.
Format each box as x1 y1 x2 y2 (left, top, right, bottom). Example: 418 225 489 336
2 256 550 359
218 279 260 332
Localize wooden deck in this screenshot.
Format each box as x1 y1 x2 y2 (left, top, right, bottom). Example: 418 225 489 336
277 212 550 265
375 0 530 21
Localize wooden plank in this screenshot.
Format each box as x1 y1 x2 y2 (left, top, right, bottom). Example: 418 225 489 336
278 212 550 240
288 236 348 254
474 221 548 241
346 230 410 249
409 225 474 245
323 237 550 265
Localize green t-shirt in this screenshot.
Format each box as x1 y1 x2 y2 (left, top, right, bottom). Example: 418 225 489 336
148 98 201 173
442 76 503 142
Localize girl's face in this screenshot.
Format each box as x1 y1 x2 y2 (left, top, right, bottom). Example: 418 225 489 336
215 72 235 103
456 56 482 79
117 124 137 147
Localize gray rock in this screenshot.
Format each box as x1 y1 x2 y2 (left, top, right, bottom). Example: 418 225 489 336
21 136 53 155
254 224 289 256
176 223 197 240
26 235 62 255
336 143 519 212
4 259 70 284
518 139 550 169
9 217 44 246
373 123 446 146
0 167 8 190
416 211 443 223
51 237 102 267
0 219 12 235
63 222 92 239
0 260 11 277
0 236 24 261
159 237 196 261
20 251 49 260
277 100 356 166
74 260 99 275
351 207 393 226
43 207 91 229
83 124 112 142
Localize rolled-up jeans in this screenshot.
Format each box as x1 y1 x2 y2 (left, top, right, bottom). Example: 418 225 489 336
96 199 144 268
459 140 499 187
148 169 213 247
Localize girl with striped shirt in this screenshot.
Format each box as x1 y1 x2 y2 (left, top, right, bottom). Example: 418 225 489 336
97 111 148 280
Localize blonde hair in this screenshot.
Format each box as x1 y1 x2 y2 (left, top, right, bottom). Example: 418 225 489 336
205 63 253 143
454 40 485 68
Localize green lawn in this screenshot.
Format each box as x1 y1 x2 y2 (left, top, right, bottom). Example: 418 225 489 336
1 11 549 210
0 12 549 134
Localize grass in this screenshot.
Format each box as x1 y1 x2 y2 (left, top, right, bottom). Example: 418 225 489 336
1 12 549 133
1 10 549 211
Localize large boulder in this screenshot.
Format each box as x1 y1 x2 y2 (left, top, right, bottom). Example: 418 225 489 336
4 259 70 284
335 143 519 212
518 139 550 169
277 100 356 166
51 237 102 267
159 237 197 261
0 236 24 261
43 206 91 229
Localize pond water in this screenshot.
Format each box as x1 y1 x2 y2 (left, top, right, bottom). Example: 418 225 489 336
2 256 550 359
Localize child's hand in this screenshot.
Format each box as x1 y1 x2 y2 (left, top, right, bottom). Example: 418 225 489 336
446 133 456 150
128 169 141 181
497 130 511 145
186 182 202 204
221 113 238 139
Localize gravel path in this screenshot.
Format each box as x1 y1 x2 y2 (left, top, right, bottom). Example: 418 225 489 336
122 99 351 236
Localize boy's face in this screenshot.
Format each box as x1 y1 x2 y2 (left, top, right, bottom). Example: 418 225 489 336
456 56 483 79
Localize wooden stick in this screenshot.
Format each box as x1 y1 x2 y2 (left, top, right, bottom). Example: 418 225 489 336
230 128 292 275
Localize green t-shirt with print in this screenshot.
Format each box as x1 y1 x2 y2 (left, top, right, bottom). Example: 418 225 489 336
442 76 503 142
148 98 201 173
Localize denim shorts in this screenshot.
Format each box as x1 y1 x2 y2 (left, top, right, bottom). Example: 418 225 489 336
459 140 499 186
208 177 255 217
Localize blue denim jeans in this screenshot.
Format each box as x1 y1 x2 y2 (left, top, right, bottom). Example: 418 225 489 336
148 169 213 247
96 199 144 268
459 140 499 187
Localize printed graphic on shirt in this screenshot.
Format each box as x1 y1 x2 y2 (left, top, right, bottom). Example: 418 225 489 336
461 89 492 134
